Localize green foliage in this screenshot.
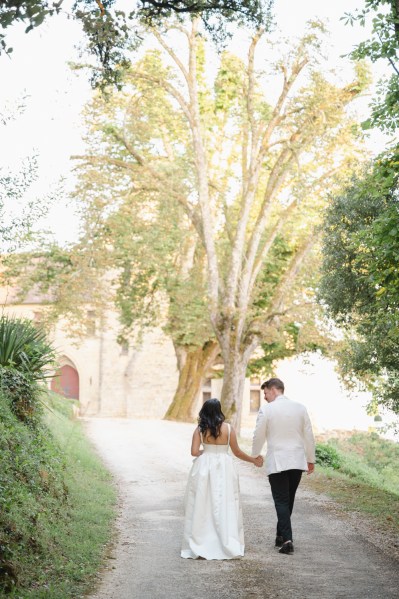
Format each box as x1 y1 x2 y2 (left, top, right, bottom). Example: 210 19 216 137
327 432 399 495
247 322 325 376
0 315 57 426
315 443 342 469
0 105 52 254
4 237 112 339
252 237 294 313
319 146 399 413
0 155 40 254
343 0 399 131
0 366 42 426
214 52 246 113
140 0 272 30
0 1 274 89
0 390 116 597
247 237 332 376
0 390 66 593
0 315 56 381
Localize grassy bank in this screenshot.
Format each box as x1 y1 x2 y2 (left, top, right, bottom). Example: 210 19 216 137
307 432 399 536
0 392 116 598
305 467 399 535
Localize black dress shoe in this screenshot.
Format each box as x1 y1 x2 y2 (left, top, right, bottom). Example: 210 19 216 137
279 541 294 554
275 535 284 547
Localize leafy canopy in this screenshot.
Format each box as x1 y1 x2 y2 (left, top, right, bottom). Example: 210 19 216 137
0 0 274 88
319 146 399 414
343 0 399 131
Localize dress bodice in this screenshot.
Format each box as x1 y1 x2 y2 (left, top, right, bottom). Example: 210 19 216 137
202 443 229 454
201 423 230 454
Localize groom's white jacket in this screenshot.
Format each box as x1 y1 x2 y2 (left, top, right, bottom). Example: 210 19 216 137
252 395 315 475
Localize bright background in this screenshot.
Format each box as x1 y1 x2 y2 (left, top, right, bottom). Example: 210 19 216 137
1 0 392 243
1 0 396 437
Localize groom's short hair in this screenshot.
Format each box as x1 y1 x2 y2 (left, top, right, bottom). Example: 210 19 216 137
261 378 284 393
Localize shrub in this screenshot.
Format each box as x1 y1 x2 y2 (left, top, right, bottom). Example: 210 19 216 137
0 314 56 380
0 391 116 597
315 443 342 469
331 432 399 495
0 315 57 425
0 366 42 424
0 389 67 594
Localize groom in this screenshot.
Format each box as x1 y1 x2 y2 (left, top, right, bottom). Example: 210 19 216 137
252 378 315 555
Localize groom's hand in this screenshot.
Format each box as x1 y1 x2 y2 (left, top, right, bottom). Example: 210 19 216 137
254 455 263 468
307 463 315 475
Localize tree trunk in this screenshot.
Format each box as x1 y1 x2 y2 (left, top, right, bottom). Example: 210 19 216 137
164 340 219 422
220 348 248 435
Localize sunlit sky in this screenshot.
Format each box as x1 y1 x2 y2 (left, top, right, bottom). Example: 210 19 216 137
0 0 392 244
275 354 397 440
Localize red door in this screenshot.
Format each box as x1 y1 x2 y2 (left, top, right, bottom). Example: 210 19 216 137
51 365 79 400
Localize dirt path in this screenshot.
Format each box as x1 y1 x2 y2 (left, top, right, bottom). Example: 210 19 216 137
85 418 399 599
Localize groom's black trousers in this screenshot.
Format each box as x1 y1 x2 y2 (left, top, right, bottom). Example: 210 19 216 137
268 469 302 542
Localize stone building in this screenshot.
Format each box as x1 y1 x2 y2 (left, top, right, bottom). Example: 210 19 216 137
0 283 261 426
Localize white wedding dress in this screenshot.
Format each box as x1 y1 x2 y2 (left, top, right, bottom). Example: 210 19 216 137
181 424 245 560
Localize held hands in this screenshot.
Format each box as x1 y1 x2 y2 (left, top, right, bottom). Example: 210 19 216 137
253 455 263 468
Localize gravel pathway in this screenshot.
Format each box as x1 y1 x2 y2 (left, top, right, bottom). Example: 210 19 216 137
85 418 399 599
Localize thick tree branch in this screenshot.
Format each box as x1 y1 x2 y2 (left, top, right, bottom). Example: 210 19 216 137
71 154 138 171
72 152 204 241
223 30 267 314
244 233 318 341
224 53 309 316
133 71 194 127
252 57 308 177
186 18 220 316
152 28 190 85
246 29 264 164
237 144 294 311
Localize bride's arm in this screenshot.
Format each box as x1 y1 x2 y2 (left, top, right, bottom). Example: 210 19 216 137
191 427 203 457
229 427 263 467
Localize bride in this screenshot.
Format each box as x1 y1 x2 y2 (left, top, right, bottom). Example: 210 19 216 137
181 398 263 560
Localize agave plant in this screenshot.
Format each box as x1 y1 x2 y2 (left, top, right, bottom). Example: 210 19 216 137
0 314 57 380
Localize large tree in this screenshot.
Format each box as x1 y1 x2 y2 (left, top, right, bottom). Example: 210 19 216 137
70 19 367 426
5 19 367 426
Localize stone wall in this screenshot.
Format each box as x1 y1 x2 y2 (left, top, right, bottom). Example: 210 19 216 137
0 299 179 418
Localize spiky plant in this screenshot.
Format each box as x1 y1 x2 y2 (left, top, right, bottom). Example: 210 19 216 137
0 315 57 423
0 314 56 380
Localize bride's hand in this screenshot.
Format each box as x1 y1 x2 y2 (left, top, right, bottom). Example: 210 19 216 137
253 455 263 468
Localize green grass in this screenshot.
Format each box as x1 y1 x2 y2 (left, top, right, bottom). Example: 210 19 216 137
308 432 399 536
306 467 399 534
0 391 116 598
328 432 399 496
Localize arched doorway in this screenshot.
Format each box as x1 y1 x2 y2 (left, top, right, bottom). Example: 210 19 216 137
51 362 80 400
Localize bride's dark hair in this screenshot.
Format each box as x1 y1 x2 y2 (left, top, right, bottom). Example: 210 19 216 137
198 398 225 439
